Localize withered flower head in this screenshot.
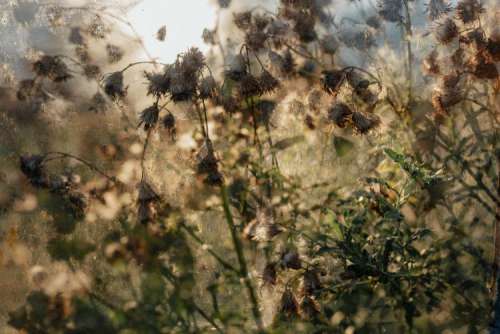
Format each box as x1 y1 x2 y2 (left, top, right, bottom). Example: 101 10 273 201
456 0 483 24
351 111 381 134
293 11 317 43
182 47 205 74
225 55 247 81
69 27 84 45
259 70 280 94
328 102 353 128
233 11 252 30
281 250 302 269
199 76 218 99
139 104 160 130
322 70 345 95
163 113 177 140
33 55 72 82
469 52 498 79
434 18 458 44
276 288 299 319
262 262 278 286
144 67 172 98
423 50 440 75
106 44 124 64
300 296 320 320
245 29 269 51
378 0 402 22
320 34 339 55
20 154 45 185
239 74 262 98
197 141 223 186
426 0 451 20
83 64 101 80
104 72 126 98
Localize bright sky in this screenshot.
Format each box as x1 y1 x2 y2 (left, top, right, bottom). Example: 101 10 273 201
127 0 216 63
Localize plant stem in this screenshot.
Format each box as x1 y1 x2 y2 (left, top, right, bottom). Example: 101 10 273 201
402 0 413 107
220 184 263 331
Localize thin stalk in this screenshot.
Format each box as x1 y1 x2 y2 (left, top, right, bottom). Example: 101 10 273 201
220 184 263 331
402 0 413 107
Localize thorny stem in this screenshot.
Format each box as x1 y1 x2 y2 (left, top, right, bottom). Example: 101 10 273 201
220 184 263 331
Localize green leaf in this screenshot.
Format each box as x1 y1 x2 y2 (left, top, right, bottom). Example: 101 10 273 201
273 135 305 151
47 237 95 262
334 136 355 157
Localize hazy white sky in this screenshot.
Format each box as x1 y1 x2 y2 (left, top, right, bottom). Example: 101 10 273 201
127 0 216 63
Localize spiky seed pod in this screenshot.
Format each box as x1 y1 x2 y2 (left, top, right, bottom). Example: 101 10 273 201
426 0 451 20
301 269 322 296
145 69 171 98
225 55 247 81
199 76 217 99
276 288 299 320
83 64 101 80
294 11 317 43
456 0 483 24
469 52 499 79
378 0 402 22
239 74 262 98
139 104 160 131
300 296 320 321
486 39 500 62
245 29 269 51
262 262 277 286
281 49 296 76
20 155 46 187
351 111 381 134
182 47 205 74
233 11 252 30
434 18 458 44
322 70 344 96
320 34 339 55
460 29 487 50
328 103 352 128
104 72 126 98
162 113 177 140
423 50 440 75
106 44 124 64
258 71 280 94
32 56 72 82
281 250 302 270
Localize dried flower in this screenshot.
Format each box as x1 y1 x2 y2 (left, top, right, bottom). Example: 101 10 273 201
139 104 160 130
239 74 262 98
322 70 345 95
434 18 458 44
426 0 451 20
281 250 302 269
234 11 252 30
245 28 268 51
423 50 440 75
144 68 171 98
328 102 352 128
456 0 483 24
103 72 126 98
69 27 84 45
156 25 167 42
106 44 124 64
293 12 317 43
320 34 339 55
33 56 72 82
262 262 278 286
259 70 280 94
199 76 218 99
351 111 381 134
225 55 247 81
163 113 177 140
378 0 402 22
276 288 299 319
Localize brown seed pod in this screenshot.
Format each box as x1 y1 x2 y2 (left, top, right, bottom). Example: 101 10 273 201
434 18 458 44
328 103 353 128
456 0 483 24
277 288 299 319
423 50 440 75
351 111 381 134
32 55 72 82
139 104 160 130
104 72 126 98
322 70 345 95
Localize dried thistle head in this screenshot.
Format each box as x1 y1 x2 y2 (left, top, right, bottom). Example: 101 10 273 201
139 104 160 131
322 70 345 95
196 141 223 186
199 76 218 99
144 67 172 98
320 34 339 55
20 154 46 187
225 55 247 81
106 44 124 64
378 0 402 22
276 288 299 320
293 11 317 43
103 72 126 98
245 28 269 51
258 71 280 95
423 50 440 75
434 18 458 44
426 0 451 20
281 250 302 270
469 52 498 79
238 74 262 98
456 0 483 24
233 11 252 30
351 111 381 134
33 56 72 82
162 113 177 141
328 102 352 128
262 262 278 286
156 25 167 42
